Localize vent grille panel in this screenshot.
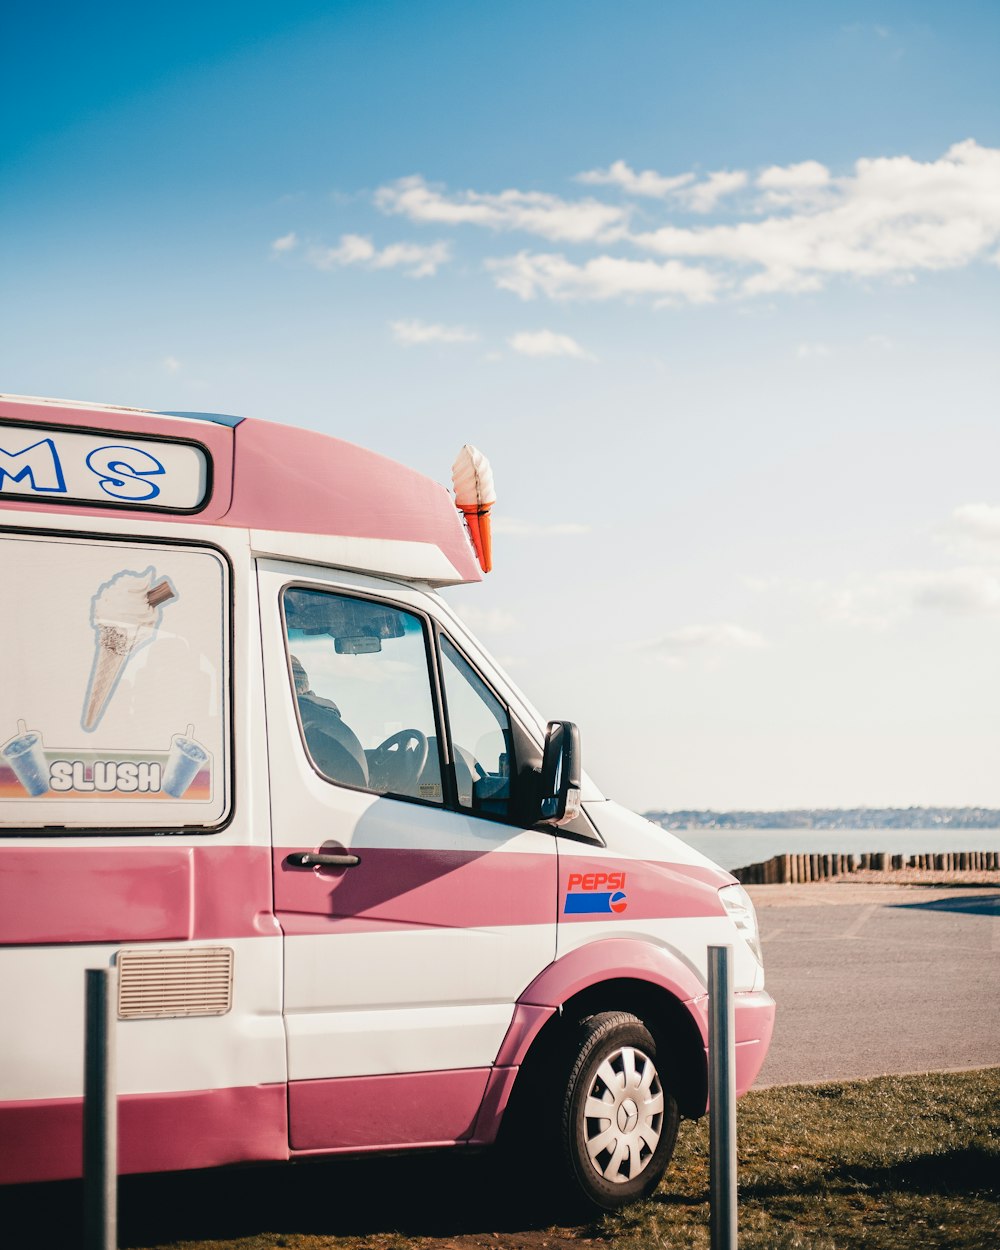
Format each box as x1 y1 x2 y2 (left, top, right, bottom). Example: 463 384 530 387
117 947 234 1019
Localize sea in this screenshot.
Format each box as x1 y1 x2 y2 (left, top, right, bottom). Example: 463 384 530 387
665 827 1000 873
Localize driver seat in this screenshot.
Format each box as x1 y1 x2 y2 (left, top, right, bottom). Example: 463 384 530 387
298 694 369 789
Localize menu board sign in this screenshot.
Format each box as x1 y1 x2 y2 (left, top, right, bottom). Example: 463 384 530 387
0 422 208 512
0 534 229 830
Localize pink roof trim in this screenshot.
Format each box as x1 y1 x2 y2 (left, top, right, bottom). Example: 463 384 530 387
0 396 481 582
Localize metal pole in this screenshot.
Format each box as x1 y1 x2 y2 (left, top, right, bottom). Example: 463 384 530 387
708 944 737 1250
84 967 118 1250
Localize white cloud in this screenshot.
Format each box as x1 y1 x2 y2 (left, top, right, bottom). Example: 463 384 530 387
576 160 696 199
631 139 1000 296
390 319 478 345
769 504 1000 628
374 241 451 277
162 356 181 373
270 231 299 254
796 341 832 359
492 516 590 537
807 562 1000 626
314 233 375 265
508 329 591 359
308 233 450 278
934 503 1000 561
576 161 747 213
326 139 1000 309
756 161 832 208
812 583 893 631
893 566 1000 614
375 175 628 243
487 250 719 304
650 620 765 650
648 623 766 664
948 503 1000 543
757 160 831 191
681 170 749 213
753 576 896 631
662 623 765 649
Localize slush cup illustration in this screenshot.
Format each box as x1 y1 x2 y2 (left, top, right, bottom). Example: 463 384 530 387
162 729 209 798
1 724 50 796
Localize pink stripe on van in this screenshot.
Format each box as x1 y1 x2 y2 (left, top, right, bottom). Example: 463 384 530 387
274 845 556 933
288 1068 490 1152
0 1083 287 1184
0 845 275 945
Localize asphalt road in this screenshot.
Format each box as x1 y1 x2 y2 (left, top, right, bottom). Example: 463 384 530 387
749 882 1000 1086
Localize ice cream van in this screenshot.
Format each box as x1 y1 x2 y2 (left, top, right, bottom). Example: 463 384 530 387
0 393 774 1210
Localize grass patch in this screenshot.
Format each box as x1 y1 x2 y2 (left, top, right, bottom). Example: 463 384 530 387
600 1068 1000 1250
5 1070 998 1250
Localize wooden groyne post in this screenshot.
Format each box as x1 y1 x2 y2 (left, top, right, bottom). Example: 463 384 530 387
732 849 1000 884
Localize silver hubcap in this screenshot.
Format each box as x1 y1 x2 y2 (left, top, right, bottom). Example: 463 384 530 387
582 1045 664 1184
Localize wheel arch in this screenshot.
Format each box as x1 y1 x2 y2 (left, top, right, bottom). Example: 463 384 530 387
552 976 707 1119
473 940 710 1144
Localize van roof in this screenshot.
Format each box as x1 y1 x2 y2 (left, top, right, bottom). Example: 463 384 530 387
0 394 481 585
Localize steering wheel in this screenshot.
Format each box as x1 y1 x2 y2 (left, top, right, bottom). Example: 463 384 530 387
370 729 429 793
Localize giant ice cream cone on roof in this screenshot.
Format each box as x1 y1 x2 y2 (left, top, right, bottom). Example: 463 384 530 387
82 570 176 731
452 445 495 573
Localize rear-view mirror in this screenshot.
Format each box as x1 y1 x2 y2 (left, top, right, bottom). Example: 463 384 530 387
335 636 382 655
539 720 582 826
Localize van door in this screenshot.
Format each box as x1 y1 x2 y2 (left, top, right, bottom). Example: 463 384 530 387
257 560 557 1152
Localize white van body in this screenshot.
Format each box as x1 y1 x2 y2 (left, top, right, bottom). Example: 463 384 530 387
0 395 774 1208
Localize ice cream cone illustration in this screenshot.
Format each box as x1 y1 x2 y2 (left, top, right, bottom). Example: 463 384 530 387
452 444 496 573
82 569 176 731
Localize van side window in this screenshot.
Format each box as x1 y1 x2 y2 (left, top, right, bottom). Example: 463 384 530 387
282 588 443 804
0 533 230 834
440 636 512 819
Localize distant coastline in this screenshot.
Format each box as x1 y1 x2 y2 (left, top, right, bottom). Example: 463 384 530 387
644 807 1000 831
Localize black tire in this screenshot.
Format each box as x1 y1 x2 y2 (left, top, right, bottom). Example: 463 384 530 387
559 1011 679 1211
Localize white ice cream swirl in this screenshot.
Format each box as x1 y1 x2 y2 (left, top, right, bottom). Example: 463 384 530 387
451 445 496 508
92 568 160 630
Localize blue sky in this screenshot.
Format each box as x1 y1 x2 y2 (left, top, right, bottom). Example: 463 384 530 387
4 2 1000 810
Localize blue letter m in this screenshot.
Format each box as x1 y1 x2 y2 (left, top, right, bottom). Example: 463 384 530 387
0 438 67 493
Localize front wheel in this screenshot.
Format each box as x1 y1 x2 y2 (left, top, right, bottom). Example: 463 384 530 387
559 1011 680 1210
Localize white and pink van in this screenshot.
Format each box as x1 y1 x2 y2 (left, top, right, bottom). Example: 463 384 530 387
0 394 774 1209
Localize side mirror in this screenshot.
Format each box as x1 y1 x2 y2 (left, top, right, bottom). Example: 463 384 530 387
539 720 582 826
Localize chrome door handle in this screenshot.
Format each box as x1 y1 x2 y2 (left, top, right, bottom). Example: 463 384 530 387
285 851 361 869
